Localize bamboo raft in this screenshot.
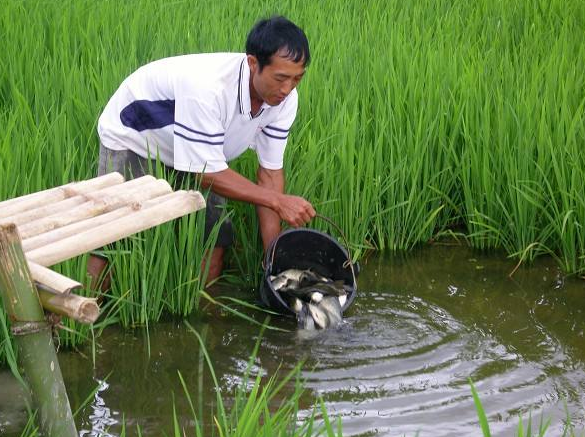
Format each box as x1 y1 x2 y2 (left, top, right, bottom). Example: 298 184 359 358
0 172 206 324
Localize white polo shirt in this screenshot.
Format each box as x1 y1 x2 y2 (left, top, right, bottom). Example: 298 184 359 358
97 53 298 173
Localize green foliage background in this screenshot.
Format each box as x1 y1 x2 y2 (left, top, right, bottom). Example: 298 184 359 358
1 0 584 360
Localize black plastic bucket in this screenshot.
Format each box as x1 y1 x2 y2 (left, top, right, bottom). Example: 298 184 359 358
259 227 358 316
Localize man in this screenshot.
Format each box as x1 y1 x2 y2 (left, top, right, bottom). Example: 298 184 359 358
88 16 316 288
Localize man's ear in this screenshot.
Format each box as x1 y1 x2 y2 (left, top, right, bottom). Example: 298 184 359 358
247 54 259 74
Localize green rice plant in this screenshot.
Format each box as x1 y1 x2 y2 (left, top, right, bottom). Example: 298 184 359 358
2 0 584 270
180 320 342 437
0 307 25 386
453 0 585 268
17 413 39 437
469 379 585 437
0 306 10 367
103 208 214 327
228 151 266 286
536 97 585 275
2 0 585 361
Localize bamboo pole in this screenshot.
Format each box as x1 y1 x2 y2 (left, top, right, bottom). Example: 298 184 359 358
0 172 124 220
22 191 180 252
28 261 82 294
27 263 99 323
17 178 171 239
0 224 77 437
37 287 99 324
0 175 158 228
27 190 206 267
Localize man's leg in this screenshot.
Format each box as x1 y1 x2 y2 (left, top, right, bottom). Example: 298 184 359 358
203 247 225 284
202 192 233 286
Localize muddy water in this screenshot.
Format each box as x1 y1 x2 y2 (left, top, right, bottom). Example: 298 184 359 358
1 244 585 436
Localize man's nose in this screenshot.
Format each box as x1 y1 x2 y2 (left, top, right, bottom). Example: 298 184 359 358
280 80 295 95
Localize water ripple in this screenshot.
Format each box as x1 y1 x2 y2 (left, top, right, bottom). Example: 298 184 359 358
267 289 585 436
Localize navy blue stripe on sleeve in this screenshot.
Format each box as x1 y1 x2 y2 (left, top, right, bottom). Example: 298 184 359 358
261 129 288 140
174 131 224 145
175 122 224 138
264 125 290 133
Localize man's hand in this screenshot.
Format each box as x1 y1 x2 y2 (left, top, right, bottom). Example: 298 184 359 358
274 193 316 227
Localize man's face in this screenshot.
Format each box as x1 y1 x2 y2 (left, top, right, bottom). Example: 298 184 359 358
248 51 306 106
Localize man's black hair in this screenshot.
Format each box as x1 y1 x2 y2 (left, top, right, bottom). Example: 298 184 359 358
245 16 310 71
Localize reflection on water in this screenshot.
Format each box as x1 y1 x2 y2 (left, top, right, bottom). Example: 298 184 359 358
1 244 585 436
79 379 117 437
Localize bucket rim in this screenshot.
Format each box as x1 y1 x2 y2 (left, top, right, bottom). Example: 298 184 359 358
264 227 357 287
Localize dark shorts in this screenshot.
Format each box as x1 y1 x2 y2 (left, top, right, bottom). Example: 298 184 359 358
98 144 233 247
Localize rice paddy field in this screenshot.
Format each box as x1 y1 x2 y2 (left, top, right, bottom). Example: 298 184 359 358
1 0 585 434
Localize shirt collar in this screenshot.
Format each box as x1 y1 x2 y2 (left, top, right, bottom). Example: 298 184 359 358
237 57 270 120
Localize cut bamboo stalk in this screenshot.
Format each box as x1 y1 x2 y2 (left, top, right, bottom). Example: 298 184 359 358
37 288 99 325
27 190 206 267
0 224 77 437
22 191 180 252
18 178 172 239
0 172 124 220
28 261 82 294
0 175 158 228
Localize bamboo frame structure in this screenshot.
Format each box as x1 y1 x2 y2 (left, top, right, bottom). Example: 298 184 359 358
0 172 205 436
1 172 206 323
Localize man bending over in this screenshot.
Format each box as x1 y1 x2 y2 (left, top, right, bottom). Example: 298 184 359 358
89 16 315 288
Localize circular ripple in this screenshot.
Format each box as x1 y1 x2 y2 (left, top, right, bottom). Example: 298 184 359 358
251 290 582 437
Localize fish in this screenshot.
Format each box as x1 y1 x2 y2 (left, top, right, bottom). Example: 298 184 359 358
307 303 329 329
299 280 347 297
271 268 351 331
292 298 316 330
310 291 324 303
298 269 332 287
318 296 343 328
270 268 332 292
269 268 306 291
279 287 329 306
287 281 348 309
291 297 304 313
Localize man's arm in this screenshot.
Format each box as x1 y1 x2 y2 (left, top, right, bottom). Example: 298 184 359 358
198 168 315 231
256 167 284 250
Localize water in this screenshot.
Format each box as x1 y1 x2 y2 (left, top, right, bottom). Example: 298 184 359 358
1 244 585 436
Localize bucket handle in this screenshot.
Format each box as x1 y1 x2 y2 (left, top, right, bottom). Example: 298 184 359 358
265 213 357 287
